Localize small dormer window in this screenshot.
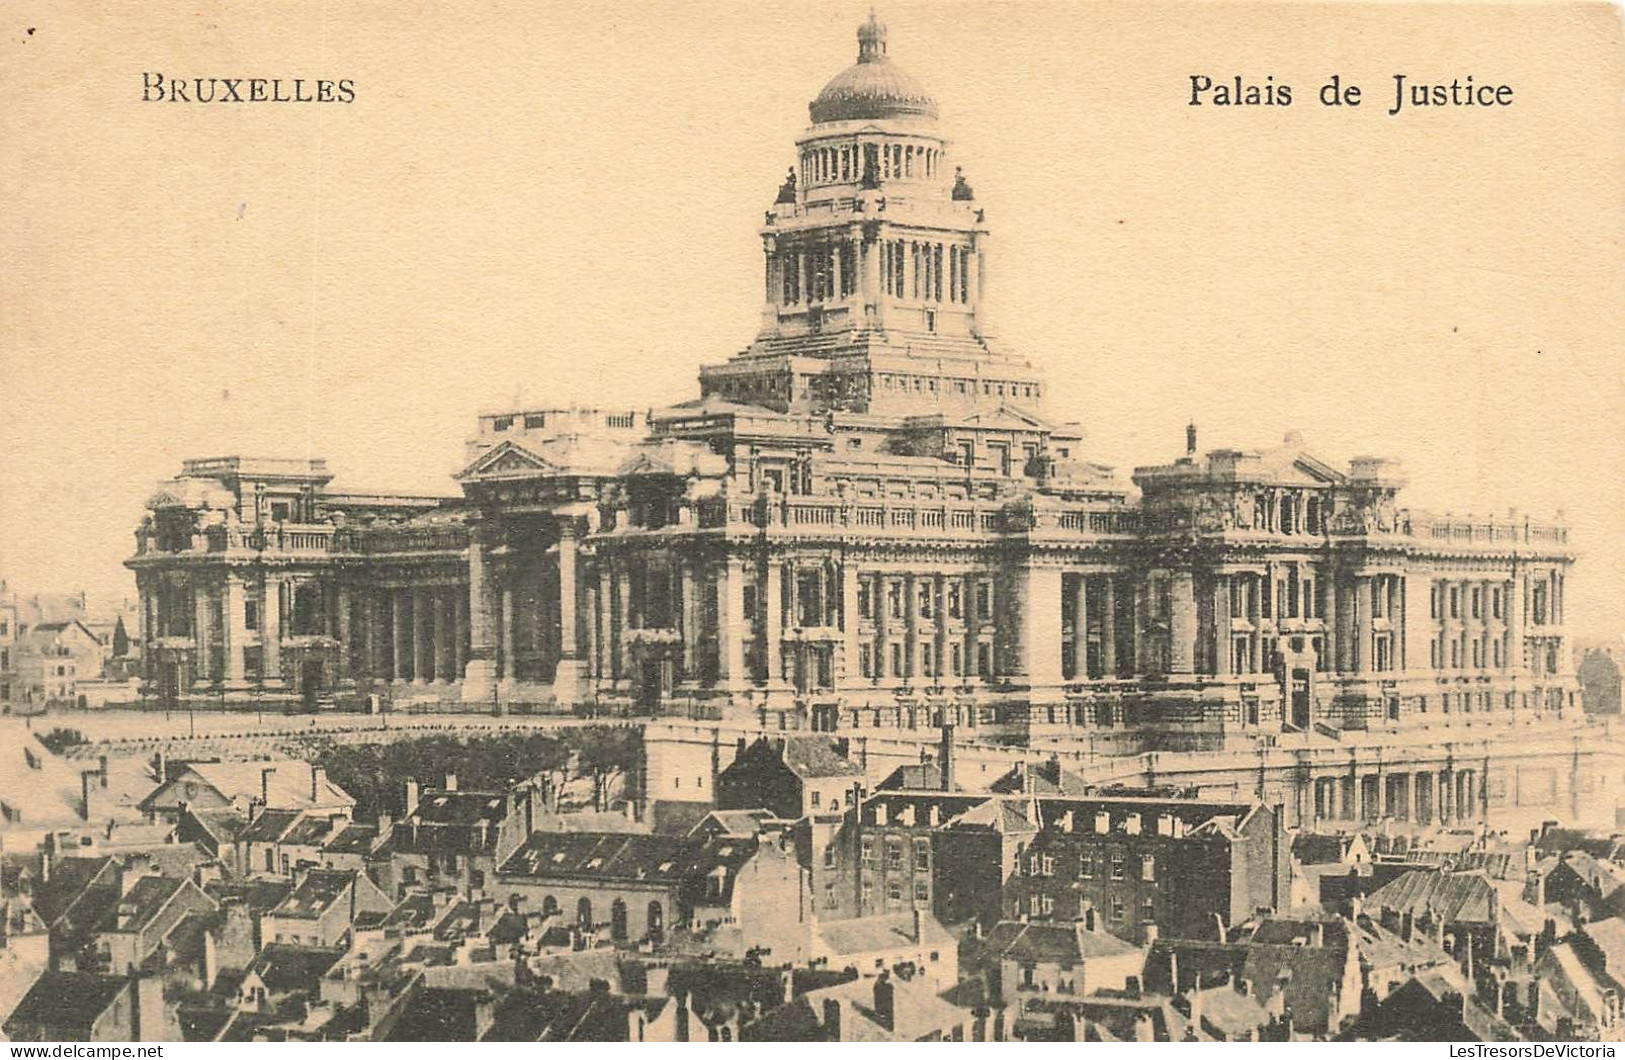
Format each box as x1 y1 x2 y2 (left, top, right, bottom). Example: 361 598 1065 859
492 416 514 432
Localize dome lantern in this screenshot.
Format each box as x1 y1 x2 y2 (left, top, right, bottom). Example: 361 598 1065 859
808 12 939 124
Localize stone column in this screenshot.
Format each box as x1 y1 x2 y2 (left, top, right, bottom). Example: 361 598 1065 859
554 522 586 697
462 525 497 699
434 591 453 683
193 584 214 686
1249 575 1264 674
223 575 247 685
334 584 351 682
764 562 784 689
1100 575 1117 678
390 589 410 682
1506 575 1524 670
903 573 918 682
934 573 949 687
1353 576 1371 674
1169 571 1197 675
875 576 891 684
841 564 861 687
597 564 614 681
717 556 747 693
680 560 699 681
263 576 283 684
1013 566 1064 695
1323 574 1340 675
412 587 432 684
1070 575 1089 680
962 575 979 683
500 583 516 684
1214 574 1232 676
454 589 469 678
1439 770 1454 825
615 563 632 683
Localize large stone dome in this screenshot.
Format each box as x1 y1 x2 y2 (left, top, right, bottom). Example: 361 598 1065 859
809 14 939 124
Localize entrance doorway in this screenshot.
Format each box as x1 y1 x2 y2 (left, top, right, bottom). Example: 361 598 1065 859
301 660 325 708
1289 668 1311 729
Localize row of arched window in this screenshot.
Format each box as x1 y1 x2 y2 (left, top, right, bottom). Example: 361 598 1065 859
799 140 944 189
538 894 665 944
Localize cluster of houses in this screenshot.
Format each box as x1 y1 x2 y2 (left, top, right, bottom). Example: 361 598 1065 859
0 586 138 712
3 726 1625 1041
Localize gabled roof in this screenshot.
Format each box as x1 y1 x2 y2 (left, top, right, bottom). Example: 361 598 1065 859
726 736 863 781
97 875 192 934
1366 869 1499 924
246 943 344 994
30 856 118 926
321 822 380 856
140 760 353 814
237 808 301 845
816 908 955 956
388 789 511 855
268 869 358 920
4 972 127 1034
983 919 1142 965
989 759 1090 796
499 831 764 905
940 795 1038 834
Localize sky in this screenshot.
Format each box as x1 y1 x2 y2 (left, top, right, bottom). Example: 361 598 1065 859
1 1 1622 637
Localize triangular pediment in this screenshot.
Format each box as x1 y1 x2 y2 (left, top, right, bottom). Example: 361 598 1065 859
943 405 1053 432
1279 452 1347 486
147 488 188 509
455 440 560 482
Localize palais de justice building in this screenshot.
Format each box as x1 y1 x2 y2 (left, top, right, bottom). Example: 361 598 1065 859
128 18 1584 818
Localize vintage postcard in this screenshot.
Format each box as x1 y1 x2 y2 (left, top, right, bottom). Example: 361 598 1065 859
1 0 1622 1046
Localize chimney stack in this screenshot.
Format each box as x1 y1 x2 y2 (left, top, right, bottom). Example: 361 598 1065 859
261 766 276 807
80 770 95 821
939 724 955 792
98 755 109 788
873 972 895 1031
1186 422 1198 456
445 774 458 792
311 765 326 803
406 779 420 817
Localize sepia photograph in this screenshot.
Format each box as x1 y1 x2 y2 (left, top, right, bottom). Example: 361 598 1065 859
1 0 1623 1046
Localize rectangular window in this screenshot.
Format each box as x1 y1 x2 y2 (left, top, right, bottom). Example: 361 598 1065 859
889 643 903 678
1111 852 1125 880
859 643 873 678
887 582 903 619
977 583 993 619
1472 587 1482 619
886 838 903 871
918 582 934 619
1141 855 1156 882
861 838 875 868
810 791 821 808
244 599 260 631
858 580 874 620
914 838 931 870
1078 851 1093 878
887 879 902 906
947 583 963 619
825 880 838 909
914 879 929 903
1111 896 1125 922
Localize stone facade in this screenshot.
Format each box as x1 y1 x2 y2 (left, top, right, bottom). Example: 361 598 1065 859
127 17 1580 759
